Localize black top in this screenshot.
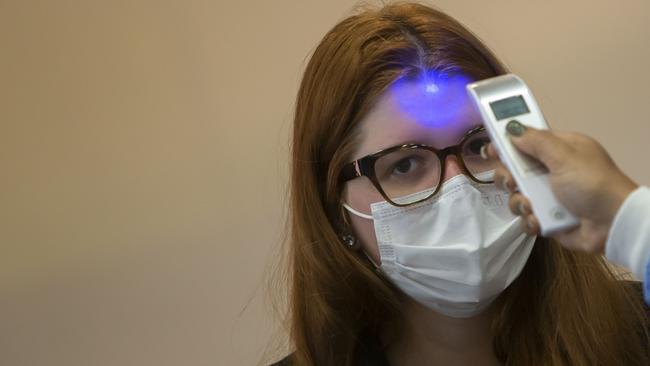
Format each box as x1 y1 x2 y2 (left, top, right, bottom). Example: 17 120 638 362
271 281 650 366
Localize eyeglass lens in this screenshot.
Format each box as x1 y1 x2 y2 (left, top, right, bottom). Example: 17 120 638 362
374 130 498 205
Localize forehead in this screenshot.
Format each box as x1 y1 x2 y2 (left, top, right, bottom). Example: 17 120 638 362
353 74 482 159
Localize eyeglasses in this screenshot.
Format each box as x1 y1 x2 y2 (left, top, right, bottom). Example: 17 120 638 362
340 126 497 207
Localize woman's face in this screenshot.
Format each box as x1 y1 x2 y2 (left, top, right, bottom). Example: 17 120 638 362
342 75 484 264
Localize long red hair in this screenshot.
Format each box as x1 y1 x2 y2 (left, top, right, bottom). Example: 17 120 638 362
282 3 649 365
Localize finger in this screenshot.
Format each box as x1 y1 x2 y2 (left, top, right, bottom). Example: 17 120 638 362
523 214 540 235
505 174 518 193
509 127 572 171
508 193 531 216
484 143 518 192
508 193 523 216
493 165 510 191
484 142 501 162
495 166 517 193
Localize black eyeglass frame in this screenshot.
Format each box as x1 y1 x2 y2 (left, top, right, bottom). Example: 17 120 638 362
340 126 495 207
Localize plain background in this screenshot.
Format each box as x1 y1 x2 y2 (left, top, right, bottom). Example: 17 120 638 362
1 1 649 365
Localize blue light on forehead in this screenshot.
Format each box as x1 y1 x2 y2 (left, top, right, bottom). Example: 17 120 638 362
389 70 472 127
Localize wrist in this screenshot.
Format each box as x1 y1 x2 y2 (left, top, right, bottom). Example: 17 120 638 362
603 176 638 231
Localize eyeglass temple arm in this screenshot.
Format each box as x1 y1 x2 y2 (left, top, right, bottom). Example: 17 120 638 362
340 160 362 182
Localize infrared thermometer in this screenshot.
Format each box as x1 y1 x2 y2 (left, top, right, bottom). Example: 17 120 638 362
466 74 578 237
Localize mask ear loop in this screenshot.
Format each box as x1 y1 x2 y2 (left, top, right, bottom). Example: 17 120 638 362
342 202 373 220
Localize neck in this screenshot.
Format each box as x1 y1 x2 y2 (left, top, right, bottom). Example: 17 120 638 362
384 297 502 366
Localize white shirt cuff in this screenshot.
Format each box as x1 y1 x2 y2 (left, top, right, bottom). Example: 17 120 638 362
604 186 650 280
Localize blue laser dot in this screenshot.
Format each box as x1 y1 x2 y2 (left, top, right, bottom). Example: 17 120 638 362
425 83 439 93
389 71 473 128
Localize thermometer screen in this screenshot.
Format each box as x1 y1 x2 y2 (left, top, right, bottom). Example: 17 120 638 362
490 95 530 120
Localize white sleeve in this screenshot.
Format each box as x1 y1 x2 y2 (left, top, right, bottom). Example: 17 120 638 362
604 186 650 280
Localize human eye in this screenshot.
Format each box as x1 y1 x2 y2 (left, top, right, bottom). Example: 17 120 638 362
390 155 424 177
375 150 432 184
465 137 490 156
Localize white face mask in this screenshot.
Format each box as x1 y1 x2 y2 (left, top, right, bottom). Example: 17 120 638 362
344 174 536 318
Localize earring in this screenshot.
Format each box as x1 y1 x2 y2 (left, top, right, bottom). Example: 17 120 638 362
341 233 357 248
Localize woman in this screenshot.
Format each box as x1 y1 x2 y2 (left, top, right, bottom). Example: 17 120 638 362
273 3 649 365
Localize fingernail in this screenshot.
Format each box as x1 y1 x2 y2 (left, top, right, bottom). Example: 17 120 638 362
517 202 526 215
480 144 488 160
526 217 535 230
506 120 526 136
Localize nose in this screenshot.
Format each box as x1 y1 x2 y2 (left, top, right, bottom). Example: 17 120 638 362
441 155 465 183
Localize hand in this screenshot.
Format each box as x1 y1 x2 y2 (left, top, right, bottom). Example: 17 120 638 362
486 126 638 254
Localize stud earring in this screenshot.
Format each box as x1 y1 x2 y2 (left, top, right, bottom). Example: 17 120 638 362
341 233 357 248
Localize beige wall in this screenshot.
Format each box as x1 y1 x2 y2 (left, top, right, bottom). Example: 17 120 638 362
1 1 648 365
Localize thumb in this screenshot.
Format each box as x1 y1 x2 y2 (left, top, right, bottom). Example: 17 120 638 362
509 127 570 171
